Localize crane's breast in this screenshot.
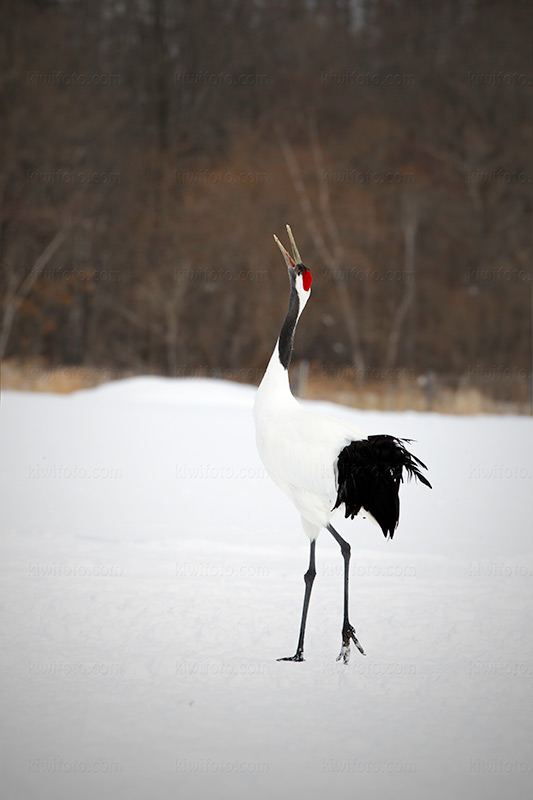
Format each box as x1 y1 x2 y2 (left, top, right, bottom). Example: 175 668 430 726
254 410 347 527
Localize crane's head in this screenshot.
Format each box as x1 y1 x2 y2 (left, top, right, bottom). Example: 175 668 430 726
273 225 312 309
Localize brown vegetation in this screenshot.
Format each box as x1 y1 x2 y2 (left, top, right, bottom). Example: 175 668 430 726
1 0 531 412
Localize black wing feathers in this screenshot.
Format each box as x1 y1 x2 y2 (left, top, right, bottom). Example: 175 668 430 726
334 435 431 539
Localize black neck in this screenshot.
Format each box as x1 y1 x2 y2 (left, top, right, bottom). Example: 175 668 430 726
278 277 299 370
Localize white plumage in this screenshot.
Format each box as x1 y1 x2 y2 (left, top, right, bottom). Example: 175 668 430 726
254 351 367 533
253 225 431 663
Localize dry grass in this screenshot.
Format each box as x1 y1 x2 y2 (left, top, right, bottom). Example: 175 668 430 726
0 360 134 395
301 364 531 415
304 372 492 415
1 359 530 415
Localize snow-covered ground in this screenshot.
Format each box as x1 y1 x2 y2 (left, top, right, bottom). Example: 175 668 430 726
1 377 531 800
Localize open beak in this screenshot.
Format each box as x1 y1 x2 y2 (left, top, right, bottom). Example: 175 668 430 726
273 224 302 269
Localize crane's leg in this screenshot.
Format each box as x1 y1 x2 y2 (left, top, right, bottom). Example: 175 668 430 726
278 540 316 662
327 524 365 663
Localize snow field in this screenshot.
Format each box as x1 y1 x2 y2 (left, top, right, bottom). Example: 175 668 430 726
1 378 531 799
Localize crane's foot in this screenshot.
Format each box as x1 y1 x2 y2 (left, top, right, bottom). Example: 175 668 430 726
277 652 305 662
336 623 365 664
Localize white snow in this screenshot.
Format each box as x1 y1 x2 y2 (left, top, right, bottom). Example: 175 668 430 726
1 377 531 800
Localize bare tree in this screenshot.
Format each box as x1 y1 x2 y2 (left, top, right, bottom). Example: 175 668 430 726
1 230 69 361
277 123 365 374
384 193 418 373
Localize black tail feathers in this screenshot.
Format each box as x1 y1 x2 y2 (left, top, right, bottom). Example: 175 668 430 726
334 435 431 539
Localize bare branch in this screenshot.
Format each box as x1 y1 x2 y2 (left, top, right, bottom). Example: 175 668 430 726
1 230 69 361
385 194 418 372
277 123 365 373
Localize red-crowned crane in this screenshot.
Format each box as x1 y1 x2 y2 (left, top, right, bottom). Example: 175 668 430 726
253 225 431 663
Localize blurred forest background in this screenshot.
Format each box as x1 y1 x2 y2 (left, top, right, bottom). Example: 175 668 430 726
1 0 531 412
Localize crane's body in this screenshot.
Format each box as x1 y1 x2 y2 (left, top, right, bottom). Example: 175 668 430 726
254 350 366 532
253 225 431 663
